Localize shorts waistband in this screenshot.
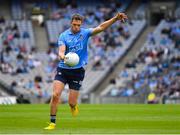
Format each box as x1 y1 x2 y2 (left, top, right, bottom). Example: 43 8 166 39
58 67 84 71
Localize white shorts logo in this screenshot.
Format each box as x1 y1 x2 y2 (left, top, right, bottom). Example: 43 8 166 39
72 80 79 83
58 72 62 75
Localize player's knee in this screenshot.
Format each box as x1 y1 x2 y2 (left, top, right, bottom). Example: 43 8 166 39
52 93 59 103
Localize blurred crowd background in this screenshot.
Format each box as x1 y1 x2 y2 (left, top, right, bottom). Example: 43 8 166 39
0 0 179 104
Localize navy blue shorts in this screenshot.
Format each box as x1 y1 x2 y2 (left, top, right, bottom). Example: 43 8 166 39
54 67 85 91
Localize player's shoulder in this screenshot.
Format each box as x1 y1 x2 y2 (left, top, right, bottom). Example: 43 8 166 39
81 27 89 31
64 29 71 34
81 28 92 33
59 29 70 36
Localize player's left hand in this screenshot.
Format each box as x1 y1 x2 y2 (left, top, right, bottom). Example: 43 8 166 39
115 13 128 23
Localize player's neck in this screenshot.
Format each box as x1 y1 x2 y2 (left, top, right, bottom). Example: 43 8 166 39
71 29 80 34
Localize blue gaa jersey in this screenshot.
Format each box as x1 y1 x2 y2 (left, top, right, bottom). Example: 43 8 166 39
58 28 92 69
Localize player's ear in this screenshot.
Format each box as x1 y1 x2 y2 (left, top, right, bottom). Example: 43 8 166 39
81 18 84 24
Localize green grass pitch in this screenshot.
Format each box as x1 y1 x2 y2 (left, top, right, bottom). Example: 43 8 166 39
0 104 180 134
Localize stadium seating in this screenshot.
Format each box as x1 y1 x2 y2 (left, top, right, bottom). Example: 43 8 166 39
101 19 180 104
0 20 35 48
0 19 146 103
1 0 148 103
81 20 146 96
11 0 23 20
134 3 147 19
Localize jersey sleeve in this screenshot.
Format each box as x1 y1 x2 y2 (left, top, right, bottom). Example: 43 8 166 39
86 28 93 37
57 33 65 47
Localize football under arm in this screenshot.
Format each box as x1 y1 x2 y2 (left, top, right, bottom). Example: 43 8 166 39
58 45 66 60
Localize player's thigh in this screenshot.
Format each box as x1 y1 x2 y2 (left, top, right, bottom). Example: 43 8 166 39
53 67 67 95
53 80 65 96
68 67 85 91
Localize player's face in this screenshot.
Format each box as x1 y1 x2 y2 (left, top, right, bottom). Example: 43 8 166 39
71 20 82 33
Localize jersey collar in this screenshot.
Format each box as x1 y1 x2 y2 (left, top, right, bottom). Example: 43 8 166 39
68 28 81 35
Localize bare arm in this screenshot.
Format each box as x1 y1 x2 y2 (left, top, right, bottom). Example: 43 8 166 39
91 12 128 36
58 45 66 60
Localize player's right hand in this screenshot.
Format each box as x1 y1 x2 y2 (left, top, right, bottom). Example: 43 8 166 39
59 53 65 60
115 12 128 23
